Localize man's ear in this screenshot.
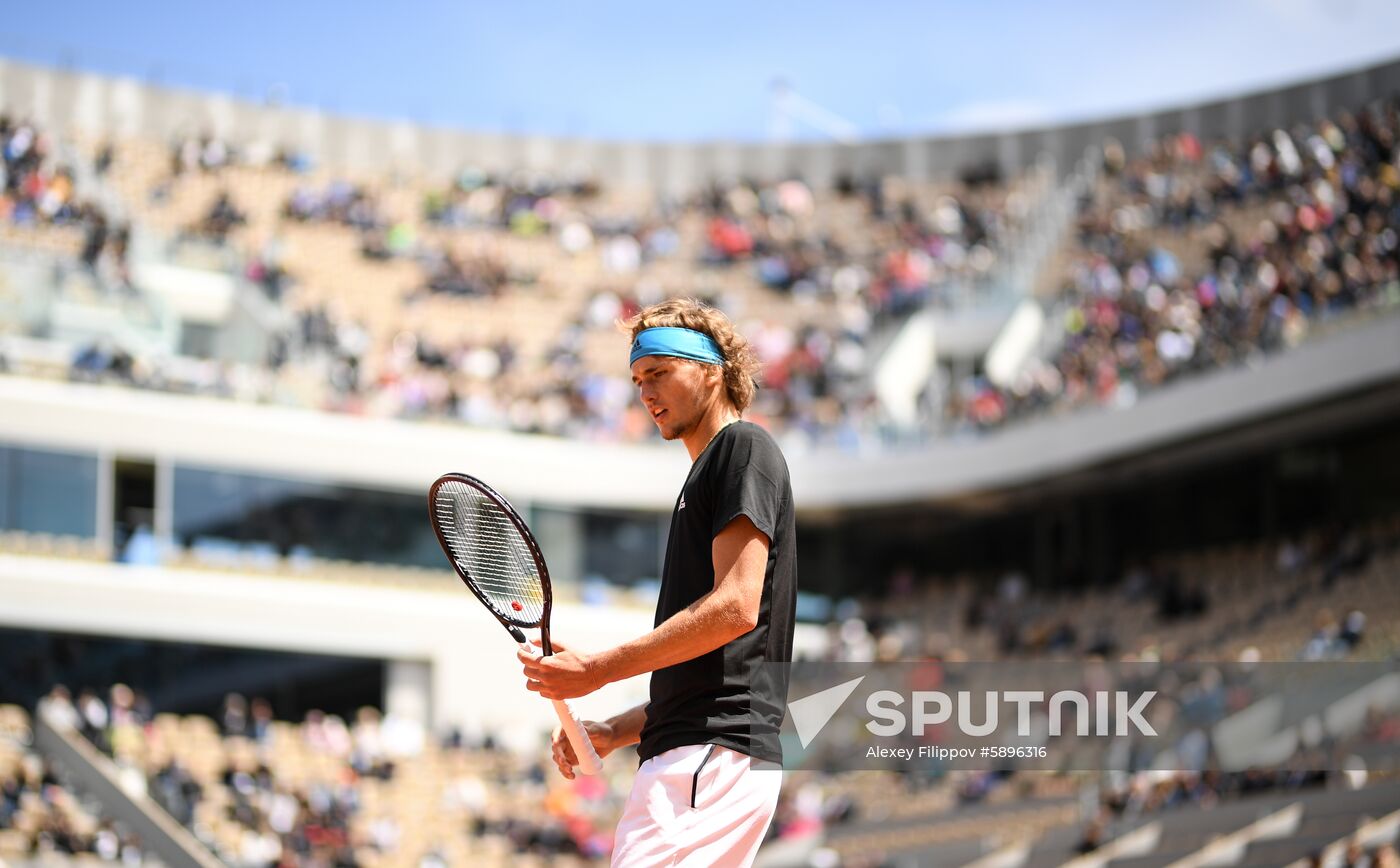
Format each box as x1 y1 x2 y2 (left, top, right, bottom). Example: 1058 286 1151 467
707 365 736 411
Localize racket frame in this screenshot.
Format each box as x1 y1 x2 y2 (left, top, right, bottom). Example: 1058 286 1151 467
428 472 557 654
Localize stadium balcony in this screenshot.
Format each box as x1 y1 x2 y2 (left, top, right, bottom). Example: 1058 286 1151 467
2 297 1394 512
0 543 673 748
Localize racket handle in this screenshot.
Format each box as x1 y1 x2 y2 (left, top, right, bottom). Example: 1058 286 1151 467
518 643 604 776
552 698 604 776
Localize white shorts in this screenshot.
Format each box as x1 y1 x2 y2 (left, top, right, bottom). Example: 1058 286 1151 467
611 743 783 868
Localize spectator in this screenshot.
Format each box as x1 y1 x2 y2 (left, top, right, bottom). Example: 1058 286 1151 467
222 693 248 737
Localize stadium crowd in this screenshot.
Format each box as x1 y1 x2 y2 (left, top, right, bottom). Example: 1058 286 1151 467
154 135 1018 444
824 514 1399 668
948 97 1400 432
2 96 1399 449
1 115 88 229
1 114 136 285
0 703 154 865
35 683 626 867
0 106 1027 446
176 133 1024 318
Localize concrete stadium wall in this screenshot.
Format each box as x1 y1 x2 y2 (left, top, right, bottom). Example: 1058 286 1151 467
2 552 655 744
1 54 1397 189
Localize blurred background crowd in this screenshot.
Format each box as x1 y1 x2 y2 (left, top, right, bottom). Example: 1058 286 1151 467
5 91 1394 449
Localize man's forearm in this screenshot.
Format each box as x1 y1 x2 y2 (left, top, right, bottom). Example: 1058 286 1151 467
604 702 649 750
525 521 766 703
592 586 754 687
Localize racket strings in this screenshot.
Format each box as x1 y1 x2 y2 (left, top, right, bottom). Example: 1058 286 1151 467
433 481 546 625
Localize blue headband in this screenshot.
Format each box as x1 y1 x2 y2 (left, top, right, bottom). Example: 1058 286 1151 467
629 327 725 367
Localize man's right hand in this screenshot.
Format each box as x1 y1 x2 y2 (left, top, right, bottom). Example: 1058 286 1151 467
551 719 615 780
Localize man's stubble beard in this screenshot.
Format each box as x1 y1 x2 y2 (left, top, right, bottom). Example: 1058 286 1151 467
660 408 699 442
660 418 689 441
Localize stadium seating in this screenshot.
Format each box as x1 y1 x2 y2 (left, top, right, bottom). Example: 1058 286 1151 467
839 512 1400 665
6 96 1399 448
0 704 154 865
8 520 1399 867
946 100 1400 434
45 687 627 868
795 516 1400 865
3 107 1044 444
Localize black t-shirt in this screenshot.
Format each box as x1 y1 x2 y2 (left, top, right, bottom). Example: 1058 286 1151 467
637 421 797 766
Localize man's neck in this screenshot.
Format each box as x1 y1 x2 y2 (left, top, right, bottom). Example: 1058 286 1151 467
682 404 740 461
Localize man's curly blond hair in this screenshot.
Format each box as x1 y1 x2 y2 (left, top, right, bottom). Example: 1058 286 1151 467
623 298 762 413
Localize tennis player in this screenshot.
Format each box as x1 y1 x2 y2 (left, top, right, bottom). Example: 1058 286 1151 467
519 298 797 867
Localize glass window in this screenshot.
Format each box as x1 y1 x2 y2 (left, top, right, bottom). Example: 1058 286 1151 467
0 445 99 537
172 467 442 568
582 510 663 586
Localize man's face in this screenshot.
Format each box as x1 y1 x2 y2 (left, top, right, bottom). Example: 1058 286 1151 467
630 355 718 440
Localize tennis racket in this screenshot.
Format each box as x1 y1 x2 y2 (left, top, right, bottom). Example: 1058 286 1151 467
427 472 604 776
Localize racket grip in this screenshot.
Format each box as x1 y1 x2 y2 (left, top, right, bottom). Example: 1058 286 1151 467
552 698 604 776
518 642 604 775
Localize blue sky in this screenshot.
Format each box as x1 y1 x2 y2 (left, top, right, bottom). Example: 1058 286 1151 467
5 0 1400 141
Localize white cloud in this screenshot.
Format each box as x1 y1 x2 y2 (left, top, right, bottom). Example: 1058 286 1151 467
928 99 1057 133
